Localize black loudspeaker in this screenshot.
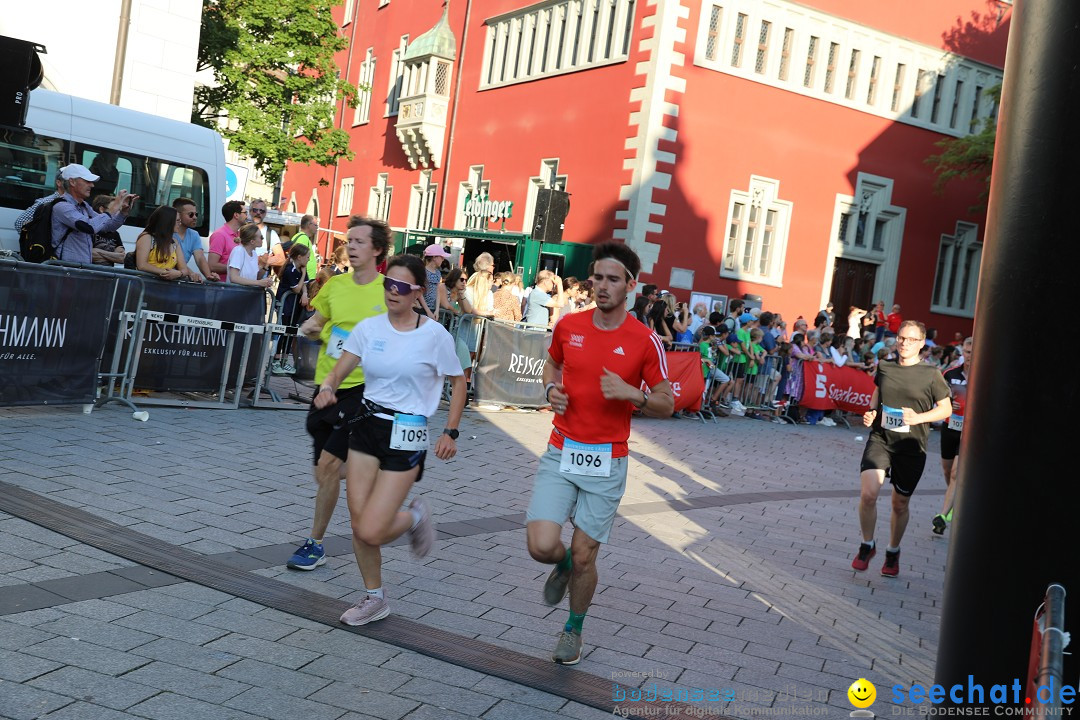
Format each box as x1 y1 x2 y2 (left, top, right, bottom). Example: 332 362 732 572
532 188 571 243
0 36 46 130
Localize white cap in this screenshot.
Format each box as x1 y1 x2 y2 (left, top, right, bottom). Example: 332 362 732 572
60 164 100 182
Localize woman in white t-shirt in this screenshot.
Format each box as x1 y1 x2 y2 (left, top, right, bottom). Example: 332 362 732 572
313 253 466 627
227 224 272 288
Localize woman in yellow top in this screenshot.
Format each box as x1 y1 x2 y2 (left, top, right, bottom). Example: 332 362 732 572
135 205 202 282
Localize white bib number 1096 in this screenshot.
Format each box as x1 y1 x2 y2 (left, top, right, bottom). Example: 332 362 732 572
559 439 612 477
390 414 428 451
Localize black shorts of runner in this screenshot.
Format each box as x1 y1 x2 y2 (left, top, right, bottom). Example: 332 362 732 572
860 433 927 497
306 384 365 464
348 413 426 481
940 428 962 461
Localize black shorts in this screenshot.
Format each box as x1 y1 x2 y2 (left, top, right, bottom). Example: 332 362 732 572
348 414 427 480
860 433 927 497
306 384 365 464
940 428 962 461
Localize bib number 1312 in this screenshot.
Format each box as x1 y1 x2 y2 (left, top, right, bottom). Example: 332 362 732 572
559 439 612 477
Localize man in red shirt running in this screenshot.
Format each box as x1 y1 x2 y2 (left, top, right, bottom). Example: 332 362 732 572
526 242 674 666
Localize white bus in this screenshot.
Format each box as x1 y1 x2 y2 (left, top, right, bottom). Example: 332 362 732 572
0 89 226 254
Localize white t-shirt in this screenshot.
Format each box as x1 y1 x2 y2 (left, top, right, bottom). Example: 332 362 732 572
227 245 260 282
341 314 464 417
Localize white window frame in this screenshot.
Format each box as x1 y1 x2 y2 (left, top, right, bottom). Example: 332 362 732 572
353 48 376 126
408 170 437 231
822 172 906 310
369 174 393 222
386 35 409 117
341 0 355 25
455 165 494 231
718 175 792 287
337 178 355 217
693 0 1003 138
931 222 981 318
479 0 637 90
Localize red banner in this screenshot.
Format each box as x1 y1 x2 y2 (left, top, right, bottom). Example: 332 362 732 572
664 351 705 413
800 361 876 413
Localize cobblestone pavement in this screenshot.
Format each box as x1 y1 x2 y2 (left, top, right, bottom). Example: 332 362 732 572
0 401 955 719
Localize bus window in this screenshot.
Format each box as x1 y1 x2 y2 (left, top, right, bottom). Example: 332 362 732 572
73 143 210 235
0 128 66 214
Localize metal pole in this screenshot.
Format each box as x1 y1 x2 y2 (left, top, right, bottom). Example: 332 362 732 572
1034 585 1066 717
109 0 134 105
934 0 1080 698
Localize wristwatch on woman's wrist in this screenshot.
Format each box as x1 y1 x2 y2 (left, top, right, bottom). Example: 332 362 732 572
442 428 459 440
544 382 556 402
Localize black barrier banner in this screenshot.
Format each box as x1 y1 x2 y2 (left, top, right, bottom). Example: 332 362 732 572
473 321 552 407
131 280 267 392
0 264 114 406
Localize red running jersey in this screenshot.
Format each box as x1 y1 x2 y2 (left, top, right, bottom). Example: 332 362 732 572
548 310 668 457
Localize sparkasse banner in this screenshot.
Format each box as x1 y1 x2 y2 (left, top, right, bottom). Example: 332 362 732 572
799 361 876 413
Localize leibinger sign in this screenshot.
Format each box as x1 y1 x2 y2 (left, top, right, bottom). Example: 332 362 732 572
463 193 512 222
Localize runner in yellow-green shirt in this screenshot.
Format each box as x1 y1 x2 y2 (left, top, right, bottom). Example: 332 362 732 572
286 216 389 571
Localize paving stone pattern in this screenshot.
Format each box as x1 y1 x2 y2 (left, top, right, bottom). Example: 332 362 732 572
0 403 956 718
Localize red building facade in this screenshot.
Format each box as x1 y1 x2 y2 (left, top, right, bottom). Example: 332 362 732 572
280 0 1009 338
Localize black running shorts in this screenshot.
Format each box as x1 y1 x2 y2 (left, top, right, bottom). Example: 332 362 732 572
940 428 961 461
306 384 366 464
860 433 927 497
348 414 426 480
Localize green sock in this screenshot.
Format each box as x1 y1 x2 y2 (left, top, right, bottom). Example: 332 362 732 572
944 508 954 523
556 547 572 572
566 610 586 634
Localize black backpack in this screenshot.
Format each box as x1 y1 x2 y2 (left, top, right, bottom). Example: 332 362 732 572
18 197 71 263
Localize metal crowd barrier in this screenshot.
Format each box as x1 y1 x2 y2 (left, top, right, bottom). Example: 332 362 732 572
121 310 265 410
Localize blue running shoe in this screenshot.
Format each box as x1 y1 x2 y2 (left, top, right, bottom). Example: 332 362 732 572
286 539 326 570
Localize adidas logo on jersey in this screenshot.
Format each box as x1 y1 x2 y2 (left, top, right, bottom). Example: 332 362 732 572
613 346 625 355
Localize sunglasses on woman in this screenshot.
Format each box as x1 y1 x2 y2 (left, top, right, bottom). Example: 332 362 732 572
383 277 422 295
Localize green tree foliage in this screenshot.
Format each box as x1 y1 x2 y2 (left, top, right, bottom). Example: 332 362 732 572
194 0 357 184
926 85 1000 208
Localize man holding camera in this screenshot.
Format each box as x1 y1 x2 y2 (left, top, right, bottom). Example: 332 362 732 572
51 164 136 263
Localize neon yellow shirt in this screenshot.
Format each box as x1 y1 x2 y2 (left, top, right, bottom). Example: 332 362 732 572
311 272 386 387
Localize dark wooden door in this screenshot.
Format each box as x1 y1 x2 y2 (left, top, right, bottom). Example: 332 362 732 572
829 258 877 336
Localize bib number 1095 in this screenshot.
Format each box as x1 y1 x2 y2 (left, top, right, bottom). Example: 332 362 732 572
559 439 612 477
390 414 428 451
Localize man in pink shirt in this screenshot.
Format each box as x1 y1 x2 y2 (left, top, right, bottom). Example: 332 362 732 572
208 200 247 280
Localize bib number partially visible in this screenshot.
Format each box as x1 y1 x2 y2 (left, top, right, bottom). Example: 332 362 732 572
326 325 349 359
559 439 612 477
390 414 428 451
948 414 964 432
882 405 910 433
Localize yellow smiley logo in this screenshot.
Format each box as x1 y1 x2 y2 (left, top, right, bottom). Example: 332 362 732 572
848 678 876 709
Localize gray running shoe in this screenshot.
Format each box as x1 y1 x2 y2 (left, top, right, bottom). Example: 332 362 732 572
409 497 435 557
552 629 583 665
543 563 571 605
340 595 390 626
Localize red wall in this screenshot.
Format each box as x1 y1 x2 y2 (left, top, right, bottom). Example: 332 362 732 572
283 0 1006 340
